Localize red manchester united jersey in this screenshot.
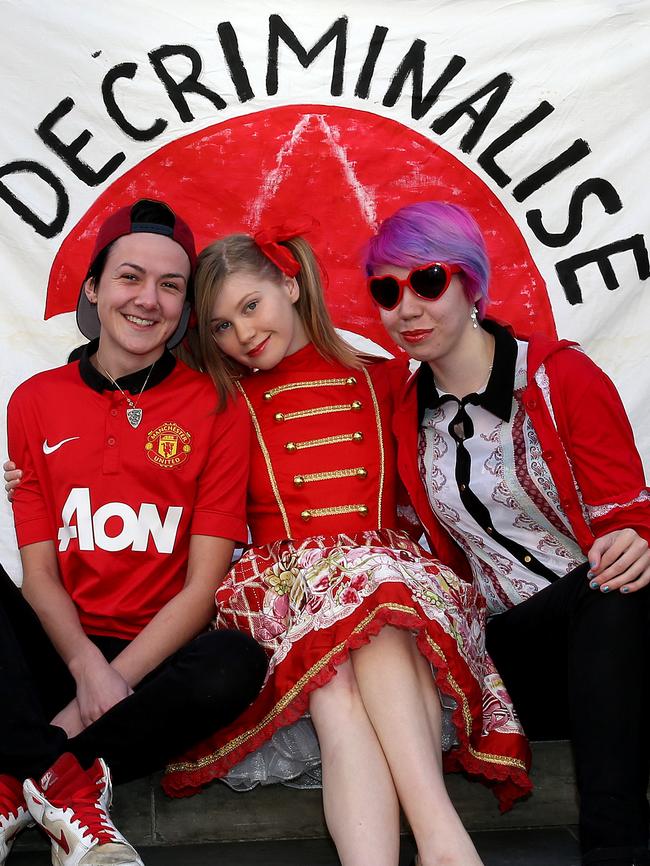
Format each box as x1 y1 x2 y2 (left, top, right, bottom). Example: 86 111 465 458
8 349 249 639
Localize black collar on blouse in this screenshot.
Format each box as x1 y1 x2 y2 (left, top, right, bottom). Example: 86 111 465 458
417 319 518 424
78 339 177 395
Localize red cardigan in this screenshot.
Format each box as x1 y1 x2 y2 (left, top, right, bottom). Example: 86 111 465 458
391 330 650 580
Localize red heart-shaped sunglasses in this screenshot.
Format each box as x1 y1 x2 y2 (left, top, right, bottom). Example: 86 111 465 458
367 262 462 311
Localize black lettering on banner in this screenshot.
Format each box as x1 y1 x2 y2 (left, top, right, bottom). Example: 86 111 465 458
0 16 643 269
149 44 227 122
383 43 466 121
556 235 650 305
0 160 69 238
431 72 513 152
36 98 126 187
527 179 623 248
218 22 255 102
512 139 591 201
477 101 555 187
354 25 388 99
267 14 348 97
102 62 168 142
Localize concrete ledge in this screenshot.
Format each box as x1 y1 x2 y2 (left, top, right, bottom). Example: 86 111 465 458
17 741 577 850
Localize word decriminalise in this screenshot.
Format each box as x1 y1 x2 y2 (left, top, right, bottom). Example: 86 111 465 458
1 14 647 305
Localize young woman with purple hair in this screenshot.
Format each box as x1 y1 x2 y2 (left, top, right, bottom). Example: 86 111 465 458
365 200 650 866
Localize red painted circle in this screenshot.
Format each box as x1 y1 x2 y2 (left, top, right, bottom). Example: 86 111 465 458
46 105 555 348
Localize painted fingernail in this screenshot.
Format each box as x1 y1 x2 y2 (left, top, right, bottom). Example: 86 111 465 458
621 586 630 594
590 581 599 589
601 585 610 593
587 570 595 578
589 561 596 569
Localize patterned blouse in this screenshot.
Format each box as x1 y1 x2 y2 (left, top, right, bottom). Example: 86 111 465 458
418 321 584 615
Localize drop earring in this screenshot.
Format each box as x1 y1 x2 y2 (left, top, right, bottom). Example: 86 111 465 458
470 305 479 329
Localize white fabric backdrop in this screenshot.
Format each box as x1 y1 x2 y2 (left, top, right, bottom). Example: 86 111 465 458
1 0 648 579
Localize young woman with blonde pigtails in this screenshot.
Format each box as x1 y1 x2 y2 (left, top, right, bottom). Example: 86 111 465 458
164 220 534 866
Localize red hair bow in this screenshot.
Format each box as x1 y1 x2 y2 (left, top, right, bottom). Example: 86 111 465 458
254 217 318 277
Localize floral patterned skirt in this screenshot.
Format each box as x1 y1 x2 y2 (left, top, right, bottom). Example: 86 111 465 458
163 529 531 810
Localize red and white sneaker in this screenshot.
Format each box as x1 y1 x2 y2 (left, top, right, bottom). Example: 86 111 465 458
0 774 33 864
23 753 143 866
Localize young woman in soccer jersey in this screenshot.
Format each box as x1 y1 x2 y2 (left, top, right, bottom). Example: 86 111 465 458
0 200 267 866
154 225 535 866
364 201 650 866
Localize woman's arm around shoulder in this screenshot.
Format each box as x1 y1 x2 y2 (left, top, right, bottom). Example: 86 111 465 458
3 460 21 501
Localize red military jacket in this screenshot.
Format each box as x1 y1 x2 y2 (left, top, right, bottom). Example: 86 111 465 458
237 342 408 544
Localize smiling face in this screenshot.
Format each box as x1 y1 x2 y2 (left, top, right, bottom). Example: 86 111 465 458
374 263 476 365
85 232 190 375
209 270 308 371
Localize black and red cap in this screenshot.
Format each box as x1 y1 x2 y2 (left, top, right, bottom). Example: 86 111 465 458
76 199 197 348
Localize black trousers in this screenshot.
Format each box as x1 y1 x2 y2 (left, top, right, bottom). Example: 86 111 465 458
486 562 650 862
0 564 267 784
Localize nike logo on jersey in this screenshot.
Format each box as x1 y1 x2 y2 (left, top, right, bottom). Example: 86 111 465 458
43 437 80 455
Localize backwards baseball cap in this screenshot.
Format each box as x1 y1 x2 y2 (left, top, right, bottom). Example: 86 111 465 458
76 198 197 349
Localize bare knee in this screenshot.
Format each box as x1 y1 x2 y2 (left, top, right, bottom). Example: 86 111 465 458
355 624 414 657
309 660 364 728
351 625 423 679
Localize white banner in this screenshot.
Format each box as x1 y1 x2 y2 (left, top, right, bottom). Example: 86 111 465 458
1 0 649 578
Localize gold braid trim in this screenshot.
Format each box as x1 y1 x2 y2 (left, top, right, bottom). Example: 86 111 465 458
279 403 359 422
302 504 367 518
264 377 356 398
363 368 385 529
423 634 528 771
296 467 365 485
235 381 291 539
289 433 360 451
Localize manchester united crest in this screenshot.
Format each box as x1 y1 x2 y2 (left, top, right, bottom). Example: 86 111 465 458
145 422 192 470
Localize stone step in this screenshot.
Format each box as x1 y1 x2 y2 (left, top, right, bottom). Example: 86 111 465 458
12 830 584 866
17 741 577 850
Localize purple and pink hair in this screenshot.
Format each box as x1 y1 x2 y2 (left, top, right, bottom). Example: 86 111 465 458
364 201 490 317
